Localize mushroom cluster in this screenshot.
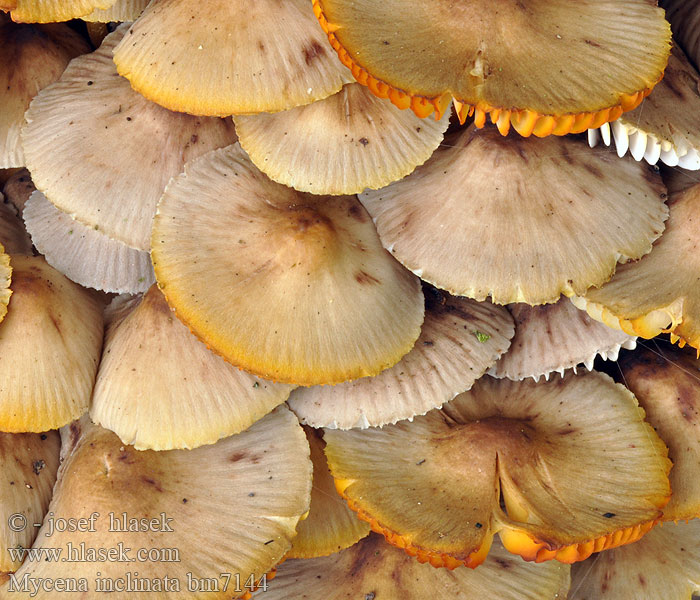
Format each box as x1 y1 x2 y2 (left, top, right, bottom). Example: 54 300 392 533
0 2 699 600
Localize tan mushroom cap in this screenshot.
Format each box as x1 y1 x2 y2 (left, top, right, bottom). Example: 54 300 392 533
0 430 59 575
271 533 570 600
1 168 34 215
234 82 449 195
588 46 700 170
288 288 514 429
619 344 700 522
0 256 103 433
0 21 88 167
572 183 700 351
112 0 353 117
662 0 700 71
23 190 154 294
490 298 636 382
6 407 312 599
313 0 670 129
4 0 115 22
0 245 11 325
22 26 238 251
569 520 700 600
152 143 424 386
361 125 669 305
0 193 32 255
324 372 671 568
82 0 147 22
287 428 370 559
92 286 294 451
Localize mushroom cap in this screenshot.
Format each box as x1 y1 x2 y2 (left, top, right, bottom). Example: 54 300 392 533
619 344 700 522
0 245 11 325
573 183 700 350
0 430 59 575
324 372 671 567
0 256 103 433
288 288 514 429
112 0 353 117
287 427 370 559
21 26 238 251
91 286 295 451
569 519 700 600
82 0 147 22
151 143 424 386
5 0 115 22
23 190 154 294
313 0 670 127
588 46 700 170
361 125 669 305
7 407 312 599
662 0 700 71
490 298 636 382
0 21 88 167
234 82 449 195
271 533 571 600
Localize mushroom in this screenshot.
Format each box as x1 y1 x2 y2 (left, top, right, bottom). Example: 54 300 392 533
618 344 700 522
151 143 425 386
0 430 59 577
323 371 671 567
23 190 154 294
233 82 449 195
21 26 238 252
312 0 671 132
588 46 700 169
112 0 353 116
569 519 700 599
3 0 116 22
572 182 700 351
661 0 700 71
5 408 312 599
287 427 370 559
0 17 89 167
82 0 147 22
288 287 514 429
269 533 571 600
0 256 103 432
361 125 669 305
490 298 636 382
0 245 11 325
91 286 294 451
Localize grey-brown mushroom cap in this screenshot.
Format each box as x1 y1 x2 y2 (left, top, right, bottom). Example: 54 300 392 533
0 431 60 575
0 21 89 167
23 190 154 294
289 289 514 429
6 407 312 599
91 286 294 451
21 26 238 251
490 298 636 382
361 125 669 305
265 533 570 600
569 520 700 600
0 255 103 433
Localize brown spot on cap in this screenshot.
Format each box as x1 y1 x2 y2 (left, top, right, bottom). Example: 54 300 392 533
347 203 368 223
141 475 164 492
303 41 326 65
355 271 381 285
229 451 248 463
